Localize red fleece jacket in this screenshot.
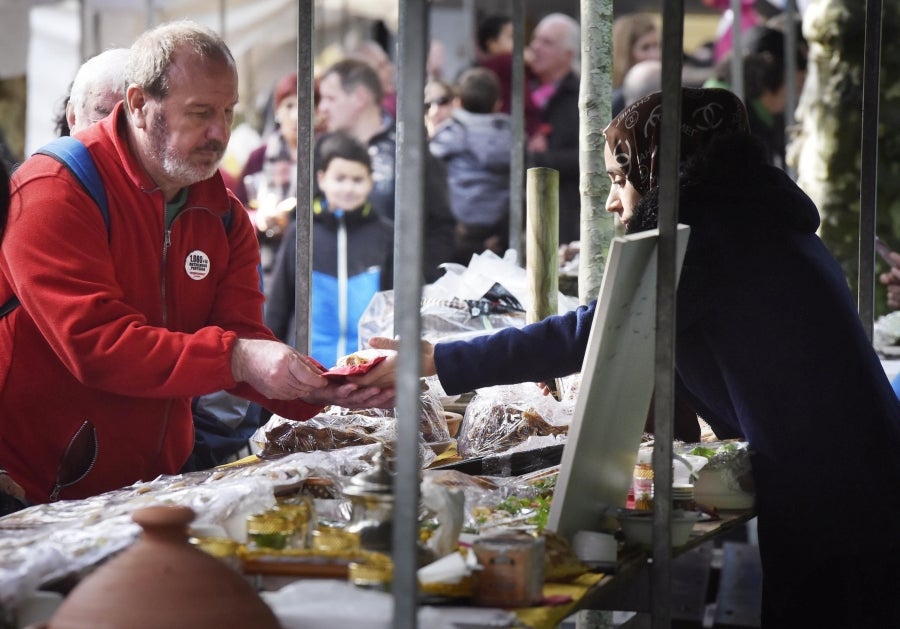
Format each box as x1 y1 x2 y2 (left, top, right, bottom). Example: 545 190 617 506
0 103 320 503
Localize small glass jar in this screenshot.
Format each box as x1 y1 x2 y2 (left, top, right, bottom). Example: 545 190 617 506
472 533 545 608
190 536 242 572
276 495 315 549
246 512 293 550
348 553 393 590
312 525 360 553
632 463 655 510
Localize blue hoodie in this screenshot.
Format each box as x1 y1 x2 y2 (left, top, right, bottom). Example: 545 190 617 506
265 198 393 366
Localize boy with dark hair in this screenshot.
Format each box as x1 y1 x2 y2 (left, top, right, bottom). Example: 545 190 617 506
266 131 393 367
429 67 511 264
475 14 541 136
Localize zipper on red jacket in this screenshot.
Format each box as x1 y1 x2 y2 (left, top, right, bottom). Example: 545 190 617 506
151 398 174 471
158 221 173 466
50 420 98 501
162 227 171 327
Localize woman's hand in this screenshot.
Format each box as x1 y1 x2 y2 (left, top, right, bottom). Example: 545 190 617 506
346 337 437 388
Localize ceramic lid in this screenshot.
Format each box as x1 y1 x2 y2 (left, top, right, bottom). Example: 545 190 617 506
47 505 280 629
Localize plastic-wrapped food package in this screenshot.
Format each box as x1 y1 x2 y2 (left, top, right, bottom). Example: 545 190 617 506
323 379 450 445
457 384 570 459
260 416 382 457
357 290 527 348
357 250 580 349
675 441 755 510
252 413 437 469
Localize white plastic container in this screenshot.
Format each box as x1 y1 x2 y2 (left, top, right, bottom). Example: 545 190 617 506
619 511 702 547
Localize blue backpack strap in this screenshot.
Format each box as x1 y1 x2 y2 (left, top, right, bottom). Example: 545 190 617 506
36 136 110 236
0 137 111 320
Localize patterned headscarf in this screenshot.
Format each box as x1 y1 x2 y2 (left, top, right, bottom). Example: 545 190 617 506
603 88 750 196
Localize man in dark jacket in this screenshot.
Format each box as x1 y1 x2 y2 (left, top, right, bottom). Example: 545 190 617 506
526 13 582 245
317 59 455 283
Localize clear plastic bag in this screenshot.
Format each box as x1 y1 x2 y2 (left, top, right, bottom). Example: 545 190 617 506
357 250 580 349
456 384 570 459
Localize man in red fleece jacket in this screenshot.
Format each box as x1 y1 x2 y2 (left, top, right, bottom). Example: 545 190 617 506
0 21 392 505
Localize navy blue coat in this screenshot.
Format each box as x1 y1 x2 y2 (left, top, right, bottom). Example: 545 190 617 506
436 134 900 626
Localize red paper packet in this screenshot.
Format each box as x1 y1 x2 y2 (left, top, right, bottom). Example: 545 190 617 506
321 355 387 381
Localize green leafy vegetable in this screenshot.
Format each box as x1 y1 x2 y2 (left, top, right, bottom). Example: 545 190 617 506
689 446 717 459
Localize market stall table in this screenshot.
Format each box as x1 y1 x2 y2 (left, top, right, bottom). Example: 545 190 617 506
513 509 754 628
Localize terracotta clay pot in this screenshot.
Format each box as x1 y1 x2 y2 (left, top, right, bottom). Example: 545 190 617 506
47 505 281 629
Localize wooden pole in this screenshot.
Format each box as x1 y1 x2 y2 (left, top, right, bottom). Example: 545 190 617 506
526 167 559 324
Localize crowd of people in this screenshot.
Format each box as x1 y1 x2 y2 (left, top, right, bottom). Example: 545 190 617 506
2 9 900 626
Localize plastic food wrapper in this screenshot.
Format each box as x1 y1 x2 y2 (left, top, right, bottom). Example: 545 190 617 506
420 478 465 558
357 249 579 348
253 412 438 469
675 440 755 506
457 384 570 459
0 450 380 611
317 379 449 444
417 549 478 585
676 441 751 476
874 311 900 353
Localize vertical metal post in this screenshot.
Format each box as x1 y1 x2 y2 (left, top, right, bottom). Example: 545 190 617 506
218 0 226 37
783 0 798 129
509 0 526 261
729 0 743 102
393 1 427 627
462 0 475 69
293 1 314 356
858 0 883 339
79 0 88 61
653 1 684 627
783 0 798 180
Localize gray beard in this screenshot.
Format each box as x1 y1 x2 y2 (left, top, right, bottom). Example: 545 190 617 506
149 111 223 187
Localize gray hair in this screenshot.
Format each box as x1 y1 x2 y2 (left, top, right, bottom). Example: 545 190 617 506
126 20 234 100
622 59 662 107
538 12 581 73
69 48 129 115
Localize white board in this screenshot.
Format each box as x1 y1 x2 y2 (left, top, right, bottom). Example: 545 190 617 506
547 225 690 541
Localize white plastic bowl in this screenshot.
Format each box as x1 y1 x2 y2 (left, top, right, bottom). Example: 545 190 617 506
619 511 702 547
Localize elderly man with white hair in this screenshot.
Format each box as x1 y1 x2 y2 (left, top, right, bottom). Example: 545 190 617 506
65 47 130 134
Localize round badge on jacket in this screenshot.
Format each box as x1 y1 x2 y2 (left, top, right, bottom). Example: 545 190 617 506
185 250 211 280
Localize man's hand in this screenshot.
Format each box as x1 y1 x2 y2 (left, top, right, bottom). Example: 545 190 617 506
346 337 437 389
231 338 327 400
303 382 396 410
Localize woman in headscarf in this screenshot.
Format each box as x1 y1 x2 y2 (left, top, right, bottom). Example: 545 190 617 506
356 88 900 626
605 88 900 626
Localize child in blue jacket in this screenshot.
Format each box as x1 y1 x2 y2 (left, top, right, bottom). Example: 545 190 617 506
266 132 393 367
